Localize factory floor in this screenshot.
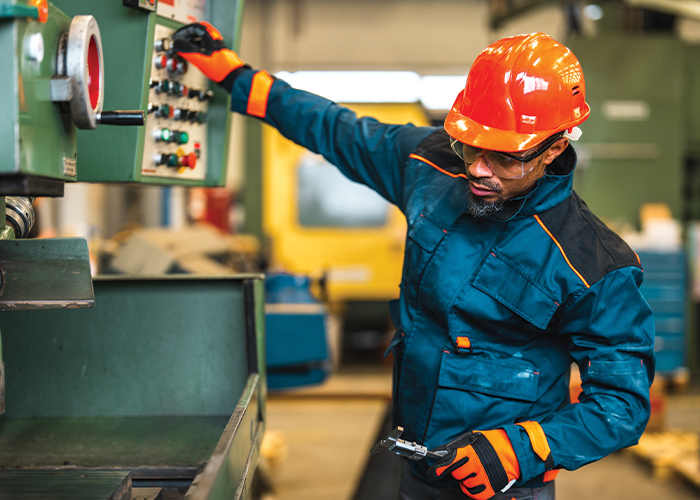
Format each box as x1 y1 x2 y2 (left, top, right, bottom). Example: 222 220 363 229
259 365 700 500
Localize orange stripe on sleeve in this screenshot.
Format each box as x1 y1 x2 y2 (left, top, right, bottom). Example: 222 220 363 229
409 154 467 179
516 421 551 463
533 214 590 288
247 70 274 118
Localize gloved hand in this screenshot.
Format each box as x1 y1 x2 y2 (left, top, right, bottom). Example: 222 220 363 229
171 22 245 84
428 430 520 500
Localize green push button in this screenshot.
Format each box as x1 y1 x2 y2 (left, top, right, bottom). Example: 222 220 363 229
159 128 171 142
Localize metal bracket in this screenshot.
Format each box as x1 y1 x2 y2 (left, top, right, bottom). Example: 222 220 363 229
50 76 73 103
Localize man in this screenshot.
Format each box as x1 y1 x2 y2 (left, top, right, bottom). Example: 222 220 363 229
172 26 655 500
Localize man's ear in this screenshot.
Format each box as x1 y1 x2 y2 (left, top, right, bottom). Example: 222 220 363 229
543 138 569 165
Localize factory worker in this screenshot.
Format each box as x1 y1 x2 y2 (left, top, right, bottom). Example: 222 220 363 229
172 25 655 500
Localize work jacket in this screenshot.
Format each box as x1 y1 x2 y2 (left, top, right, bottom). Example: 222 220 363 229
228 69 656 488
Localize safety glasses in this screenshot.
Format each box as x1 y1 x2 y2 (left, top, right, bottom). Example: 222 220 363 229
449 133 563 179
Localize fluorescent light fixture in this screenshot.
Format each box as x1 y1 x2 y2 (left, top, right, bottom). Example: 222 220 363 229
420 75 467 111
275 71 421 103
274 71 468 110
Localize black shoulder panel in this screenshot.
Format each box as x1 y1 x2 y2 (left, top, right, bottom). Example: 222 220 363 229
413 129 466 176
538 192 641 285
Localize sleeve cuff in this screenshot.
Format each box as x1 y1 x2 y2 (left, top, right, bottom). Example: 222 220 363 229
503 424 548 485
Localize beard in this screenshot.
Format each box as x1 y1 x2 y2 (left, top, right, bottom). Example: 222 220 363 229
466 173 504 218
468 193 504 218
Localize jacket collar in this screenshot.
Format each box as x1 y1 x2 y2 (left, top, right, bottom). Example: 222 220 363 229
480 145 577 222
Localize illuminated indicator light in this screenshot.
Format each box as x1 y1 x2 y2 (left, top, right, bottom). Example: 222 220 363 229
156 128 171 142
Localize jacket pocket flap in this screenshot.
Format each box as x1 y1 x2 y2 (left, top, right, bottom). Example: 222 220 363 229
473 252 559 330
439 353 539 402
408 215 446 253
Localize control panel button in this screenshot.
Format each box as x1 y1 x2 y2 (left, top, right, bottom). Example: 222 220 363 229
154 54 168 70
181 152 197 169
154 128 171 142
154 37 171 53
154 153 179 167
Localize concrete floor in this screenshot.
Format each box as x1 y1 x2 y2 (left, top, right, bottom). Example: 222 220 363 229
260 367 699 500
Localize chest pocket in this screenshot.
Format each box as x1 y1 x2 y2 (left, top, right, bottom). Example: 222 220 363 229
408 215 446 252
473 252 560 330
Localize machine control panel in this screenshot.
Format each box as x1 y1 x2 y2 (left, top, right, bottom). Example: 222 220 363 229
141 23 209 181
157 0 207 24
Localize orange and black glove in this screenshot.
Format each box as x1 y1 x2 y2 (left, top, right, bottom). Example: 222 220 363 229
428 430 520 500
171 22 246 90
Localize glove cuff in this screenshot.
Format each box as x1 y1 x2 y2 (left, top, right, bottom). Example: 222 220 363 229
218 65 252 93
472 433 510 491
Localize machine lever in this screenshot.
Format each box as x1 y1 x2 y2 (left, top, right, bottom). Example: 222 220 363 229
96 110 145 126
371 426 448 461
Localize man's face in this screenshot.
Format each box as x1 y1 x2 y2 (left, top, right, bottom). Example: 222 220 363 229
464 138 569 217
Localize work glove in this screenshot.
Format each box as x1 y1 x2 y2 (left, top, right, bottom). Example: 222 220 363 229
171 22 245 87
428 430 520 500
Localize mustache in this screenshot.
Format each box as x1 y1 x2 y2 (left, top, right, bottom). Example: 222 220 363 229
466 173 502 193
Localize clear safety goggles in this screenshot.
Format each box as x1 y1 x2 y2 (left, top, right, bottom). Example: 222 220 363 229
449 133 563 179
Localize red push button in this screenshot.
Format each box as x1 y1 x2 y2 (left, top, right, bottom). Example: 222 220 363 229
181 152 197 169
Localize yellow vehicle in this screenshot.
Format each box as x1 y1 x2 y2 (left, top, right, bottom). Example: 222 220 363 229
261 103 430 355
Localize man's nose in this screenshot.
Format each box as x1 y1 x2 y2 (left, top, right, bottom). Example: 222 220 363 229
467 155 494 178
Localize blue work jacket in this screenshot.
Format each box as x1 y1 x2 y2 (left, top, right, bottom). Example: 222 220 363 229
228 69 656 488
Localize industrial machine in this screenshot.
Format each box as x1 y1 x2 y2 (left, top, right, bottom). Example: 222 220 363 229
0 1 263 499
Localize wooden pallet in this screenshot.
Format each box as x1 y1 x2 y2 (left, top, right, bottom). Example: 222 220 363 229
626 430 700 489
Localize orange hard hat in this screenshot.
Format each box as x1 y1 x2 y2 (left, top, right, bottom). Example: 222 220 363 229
445 33 590 153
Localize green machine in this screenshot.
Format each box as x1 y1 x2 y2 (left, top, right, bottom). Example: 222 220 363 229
0 1 263 499
0 275 266 500
567 34 685 227
60 0 243 186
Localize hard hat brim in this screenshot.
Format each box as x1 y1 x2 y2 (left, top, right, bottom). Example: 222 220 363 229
444 90 590 153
